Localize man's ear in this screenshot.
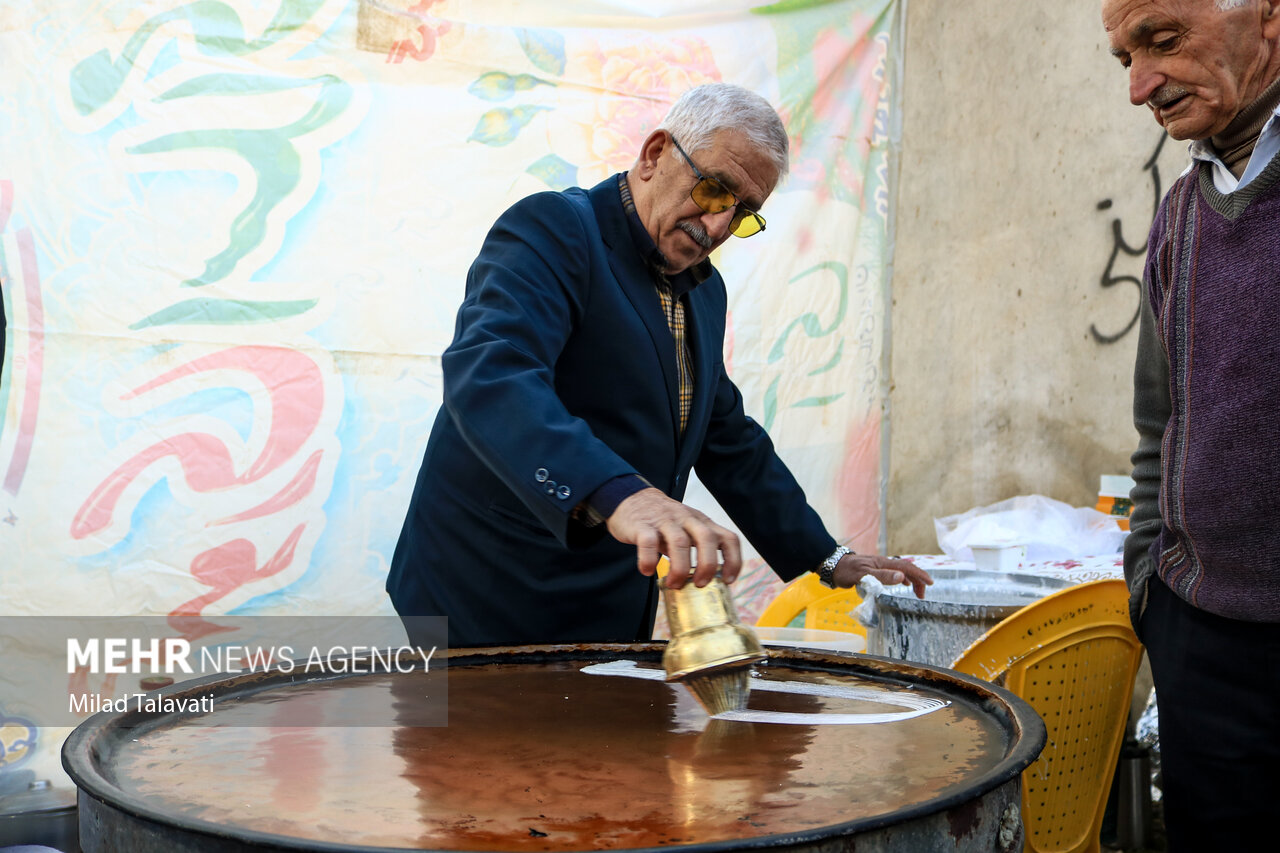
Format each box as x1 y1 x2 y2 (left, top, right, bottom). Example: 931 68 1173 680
1264 0 1280 38
632 130 671 182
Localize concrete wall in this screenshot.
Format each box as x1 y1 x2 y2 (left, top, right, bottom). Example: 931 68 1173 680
886 1 1188 552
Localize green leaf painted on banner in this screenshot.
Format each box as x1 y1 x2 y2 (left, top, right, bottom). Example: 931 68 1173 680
468 72 551 102
156 72 321 101
792 393 845 408
130 298 318 329
526 154 578 191
126 74 353 288
750 0 843 14
516 28 566 76
469 106 551 146
762 377 780 432
514 73 551 92
760 261 853 428
807 338 844 376
768 312 829 364
469 72 512 102
70 0 328 115
767 261 849 363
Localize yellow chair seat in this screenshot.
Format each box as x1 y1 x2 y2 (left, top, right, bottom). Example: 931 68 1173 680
801 587 867 638
754 572 828 628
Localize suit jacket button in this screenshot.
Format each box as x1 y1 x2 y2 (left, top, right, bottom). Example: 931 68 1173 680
556 485 571 500
544 479 557 494
535 468 549 483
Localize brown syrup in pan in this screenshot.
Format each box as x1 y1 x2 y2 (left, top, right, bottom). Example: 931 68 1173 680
107 661 1005 849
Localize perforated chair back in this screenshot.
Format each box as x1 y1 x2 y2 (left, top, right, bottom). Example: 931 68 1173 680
950 579 1142 853
802 587 867 638
755 572 828 628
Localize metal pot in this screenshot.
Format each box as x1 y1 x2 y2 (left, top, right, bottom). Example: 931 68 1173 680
859 567 1074 666
0 776 78 851
64 643 1045 852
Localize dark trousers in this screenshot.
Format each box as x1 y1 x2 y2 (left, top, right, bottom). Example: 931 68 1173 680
1139 576 1280 851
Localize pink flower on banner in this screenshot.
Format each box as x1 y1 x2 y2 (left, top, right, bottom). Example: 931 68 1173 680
837 416 882 554
780 21 885 203
553 39 721 182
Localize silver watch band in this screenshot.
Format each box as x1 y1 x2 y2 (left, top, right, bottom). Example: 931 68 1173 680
816 545 852 588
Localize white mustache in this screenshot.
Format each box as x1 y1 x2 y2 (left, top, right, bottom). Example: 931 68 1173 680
678 221 713 249
1149 86 1189 109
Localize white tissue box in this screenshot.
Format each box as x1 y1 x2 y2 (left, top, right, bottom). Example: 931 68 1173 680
969 543 1027 572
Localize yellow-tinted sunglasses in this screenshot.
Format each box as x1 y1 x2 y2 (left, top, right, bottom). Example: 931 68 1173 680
669 135 766 238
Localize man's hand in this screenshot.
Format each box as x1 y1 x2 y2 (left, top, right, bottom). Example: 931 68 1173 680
831 553 932 599
605 488 742 589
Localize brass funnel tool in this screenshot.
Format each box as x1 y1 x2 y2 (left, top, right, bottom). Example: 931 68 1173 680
659 563 766 716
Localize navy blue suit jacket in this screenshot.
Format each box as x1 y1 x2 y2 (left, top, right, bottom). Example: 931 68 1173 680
387 175 836 646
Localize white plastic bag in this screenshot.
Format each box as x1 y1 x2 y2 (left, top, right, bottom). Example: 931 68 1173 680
933 494 1125 564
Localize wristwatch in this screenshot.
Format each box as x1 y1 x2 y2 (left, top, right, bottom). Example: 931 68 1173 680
815 545 852 589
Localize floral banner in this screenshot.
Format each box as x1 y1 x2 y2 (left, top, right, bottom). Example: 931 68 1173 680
0 0 900 786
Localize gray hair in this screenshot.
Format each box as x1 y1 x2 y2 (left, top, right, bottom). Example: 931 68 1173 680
1216 0 1250 10
656 83 790 179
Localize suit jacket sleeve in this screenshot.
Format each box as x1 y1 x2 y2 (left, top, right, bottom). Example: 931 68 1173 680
693 362 837 582
440 191 638 544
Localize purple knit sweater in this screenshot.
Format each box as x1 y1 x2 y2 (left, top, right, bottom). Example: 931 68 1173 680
1136 153 1280 622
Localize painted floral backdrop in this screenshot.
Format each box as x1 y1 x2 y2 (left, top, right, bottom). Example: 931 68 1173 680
0 0 900 785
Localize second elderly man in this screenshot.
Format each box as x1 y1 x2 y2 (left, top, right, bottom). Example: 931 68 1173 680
1103 0 1280 848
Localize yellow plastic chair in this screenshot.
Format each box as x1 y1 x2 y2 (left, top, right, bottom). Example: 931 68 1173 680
801 587 867 638
755 572 829 627
950 579 1142 853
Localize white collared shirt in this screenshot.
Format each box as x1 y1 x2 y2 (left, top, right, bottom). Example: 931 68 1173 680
1188 102 1280 193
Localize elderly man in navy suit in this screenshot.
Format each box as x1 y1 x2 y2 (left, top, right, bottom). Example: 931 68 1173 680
388 83 931 646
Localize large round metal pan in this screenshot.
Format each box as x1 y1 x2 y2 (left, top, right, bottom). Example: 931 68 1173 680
64 643 1045 853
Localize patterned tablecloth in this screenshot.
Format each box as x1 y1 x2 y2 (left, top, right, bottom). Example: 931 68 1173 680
902 553 1125 585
